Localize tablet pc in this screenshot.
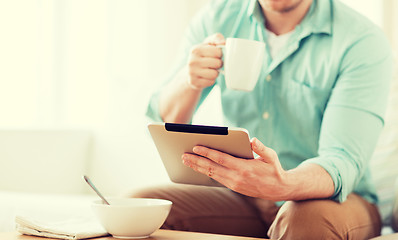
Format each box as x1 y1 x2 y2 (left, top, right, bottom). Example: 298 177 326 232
148 123 253 187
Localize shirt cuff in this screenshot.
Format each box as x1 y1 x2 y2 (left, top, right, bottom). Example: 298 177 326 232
301 154 358 203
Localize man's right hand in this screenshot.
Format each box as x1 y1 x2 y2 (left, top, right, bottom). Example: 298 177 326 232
158 33 226 123
186 33 225 90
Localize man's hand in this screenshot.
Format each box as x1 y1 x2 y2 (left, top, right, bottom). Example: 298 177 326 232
182 137 291 201
158 33 225 123
186 33 225 90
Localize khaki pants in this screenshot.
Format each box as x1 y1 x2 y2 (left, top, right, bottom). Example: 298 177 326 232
129 184 381 239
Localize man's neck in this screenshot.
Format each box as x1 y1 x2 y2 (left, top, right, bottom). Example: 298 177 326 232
260 0 313 35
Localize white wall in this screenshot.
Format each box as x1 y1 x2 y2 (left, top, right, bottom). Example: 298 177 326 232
0 0 210 195
0 130 91 194
57 0 212 195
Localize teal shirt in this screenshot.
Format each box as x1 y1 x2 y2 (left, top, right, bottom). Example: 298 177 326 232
147 0 393 203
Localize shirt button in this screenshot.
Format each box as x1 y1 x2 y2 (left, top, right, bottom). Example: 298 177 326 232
266 75 272 82
262 111 270 120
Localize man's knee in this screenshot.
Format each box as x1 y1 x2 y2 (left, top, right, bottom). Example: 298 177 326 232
268 200 343 240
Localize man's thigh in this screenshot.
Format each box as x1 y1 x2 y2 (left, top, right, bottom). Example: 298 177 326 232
268 194 382 240
128 184 271 238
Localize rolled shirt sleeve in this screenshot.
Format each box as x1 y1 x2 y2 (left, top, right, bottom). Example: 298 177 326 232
303 31 393 202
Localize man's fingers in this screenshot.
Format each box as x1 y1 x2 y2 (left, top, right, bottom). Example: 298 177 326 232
192 146 242 169
196 68 219 79
198 57 223 69
203 33 226 45
192 44 222 58
251 138 276 163
182 153 230 180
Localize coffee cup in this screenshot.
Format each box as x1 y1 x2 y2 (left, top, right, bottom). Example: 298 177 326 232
219 38 265 91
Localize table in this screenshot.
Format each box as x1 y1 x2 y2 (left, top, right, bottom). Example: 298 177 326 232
3 230 398 240
0 230 265 240
370 233 398 240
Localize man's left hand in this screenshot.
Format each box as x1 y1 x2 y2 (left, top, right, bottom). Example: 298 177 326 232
182 137 291 201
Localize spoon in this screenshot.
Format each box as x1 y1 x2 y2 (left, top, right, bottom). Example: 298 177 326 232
83 175 110 205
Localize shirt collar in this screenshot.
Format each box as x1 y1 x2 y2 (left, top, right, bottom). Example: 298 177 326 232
247 0 332 35
247 0 264 22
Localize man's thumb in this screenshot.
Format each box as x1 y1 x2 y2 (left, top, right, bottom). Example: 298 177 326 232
251 137 275 163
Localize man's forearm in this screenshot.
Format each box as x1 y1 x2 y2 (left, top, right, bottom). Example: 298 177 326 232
159 67 203 123
282 163 335 201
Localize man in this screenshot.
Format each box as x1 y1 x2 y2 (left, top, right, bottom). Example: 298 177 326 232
139 0 393 239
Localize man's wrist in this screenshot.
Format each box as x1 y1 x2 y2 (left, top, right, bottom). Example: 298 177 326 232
287 169 307 200
184 80 203 92
278 163 335 201
278 170 298 201
179 67 203 93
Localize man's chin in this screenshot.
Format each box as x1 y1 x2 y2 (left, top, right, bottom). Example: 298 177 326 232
262 0 304 13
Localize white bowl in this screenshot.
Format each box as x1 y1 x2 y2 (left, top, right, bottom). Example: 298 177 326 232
92 198 172 239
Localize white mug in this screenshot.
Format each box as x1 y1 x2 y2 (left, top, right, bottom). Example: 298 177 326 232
219 38 266 91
